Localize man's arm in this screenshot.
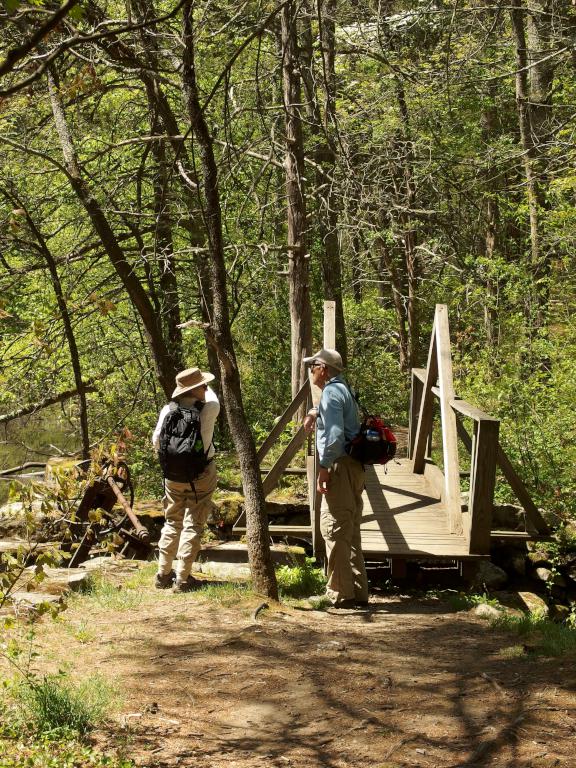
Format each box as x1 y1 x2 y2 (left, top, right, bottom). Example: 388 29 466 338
318 393 345 470
152 405 170 450
200 387 220 456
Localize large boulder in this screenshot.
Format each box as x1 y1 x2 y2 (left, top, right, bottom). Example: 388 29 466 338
471 560 508 590
517 591 549 617
492 504 526 531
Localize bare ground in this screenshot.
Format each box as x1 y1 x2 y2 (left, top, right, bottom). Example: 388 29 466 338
8 565 576 768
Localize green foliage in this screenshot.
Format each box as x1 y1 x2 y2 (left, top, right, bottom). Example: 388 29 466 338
276 557 326 599
345 298 409 425
0 735 134 768
492 612 576 657
190 581 251 605
71 572 145 612
455 322 576 522
0 486 66 613
8 671 115 737
448 591 501 612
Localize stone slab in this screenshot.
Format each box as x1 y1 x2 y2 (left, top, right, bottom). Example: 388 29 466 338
197 542 305 566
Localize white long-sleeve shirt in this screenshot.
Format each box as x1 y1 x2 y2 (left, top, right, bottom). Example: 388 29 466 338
152 386 220 459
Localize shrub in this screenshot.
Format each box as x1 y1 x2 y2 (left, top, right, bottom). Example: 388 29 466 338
492 612 576 657
7 671 115 737
276 558 326 598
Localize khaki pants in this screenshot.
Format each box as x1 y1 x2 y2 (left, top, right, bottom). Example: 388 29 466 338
321 455 368 603
157 461 217 580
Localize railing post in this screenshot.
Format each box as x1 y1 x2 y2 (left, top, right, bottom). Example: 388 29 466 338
468 417 499 554
412 321 438 473
408 370 424 459
434 305 462 534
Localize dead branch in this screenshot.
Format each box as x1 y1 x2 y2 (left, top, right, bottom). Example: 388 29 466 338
0 385 98 426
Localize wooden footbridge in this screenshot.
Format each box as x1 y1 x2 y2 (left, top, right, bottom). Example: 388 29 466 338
235 303 549 572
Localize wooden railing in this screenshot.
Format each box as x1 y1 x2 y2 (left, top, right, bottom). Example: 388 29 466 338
257 379 311 498
409 305 549 554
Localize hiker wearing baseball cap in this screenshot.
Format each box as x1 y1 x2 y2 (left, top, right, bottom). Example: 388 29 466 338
303 349 369 609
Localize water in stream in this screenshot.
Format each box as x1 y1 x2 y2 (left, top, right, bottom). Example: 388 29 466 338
0 407 79 505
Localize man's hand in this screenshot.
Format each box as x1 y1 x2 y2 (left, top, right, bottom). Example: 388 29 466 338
317 467 330 495
303 413 316 434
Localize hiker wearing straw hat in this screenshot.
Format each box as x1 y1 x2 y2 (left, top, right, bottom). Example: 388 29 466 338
152 367 220 593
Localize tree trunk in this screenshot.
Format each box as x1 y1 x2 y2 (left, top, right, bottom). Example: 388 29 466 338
47 69 178 398
301 0 347 361
281 1 312 397
510 0 551 333
394 79 420 369
181 0 277 600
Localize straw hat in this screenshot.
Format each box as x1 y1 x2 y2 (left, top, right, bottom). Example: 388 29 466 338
172 367 215 398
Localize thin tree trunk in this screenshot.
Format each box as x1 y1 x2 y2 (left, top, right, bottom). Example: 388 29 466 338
281 1 312 397
21 205 90 458
181 0 277 600
481 82 500 346
375 236 409 371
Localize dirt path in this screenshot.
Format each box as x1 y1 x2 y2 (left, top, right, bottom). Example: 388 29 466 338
18 568 576 768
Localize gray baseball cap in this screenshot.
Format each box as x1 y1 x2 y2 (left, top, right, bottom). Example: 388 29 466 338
303 348 344 371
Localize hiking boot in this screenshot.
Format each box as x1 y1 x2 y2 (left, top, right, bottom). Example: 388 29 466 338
172 575 201 594
332 598 357 609
154 571 175 589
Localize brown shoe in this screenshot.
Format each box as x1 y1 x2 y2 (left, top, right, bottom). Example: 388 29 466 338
154 571 175 589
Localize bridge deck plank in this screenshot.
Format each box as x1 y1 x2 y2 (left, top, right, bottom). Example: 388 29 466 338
320 458 472 558
362 459 469 555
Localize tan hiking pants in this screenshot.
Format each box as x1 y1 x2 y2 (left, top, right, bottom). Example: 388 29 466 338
157 461 217 580
321 455 368 603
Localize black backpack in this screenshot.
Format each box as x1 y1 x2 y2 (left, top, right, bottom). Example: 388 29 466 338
158 401 209 483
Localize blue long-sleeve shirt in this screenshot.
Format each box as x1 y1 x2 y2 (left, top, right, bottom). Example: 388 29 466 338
317 376 361 469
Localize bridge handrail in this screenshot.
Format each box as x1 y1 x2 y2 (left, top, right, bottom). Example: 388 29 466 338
410 311 549 552
413 369 496 423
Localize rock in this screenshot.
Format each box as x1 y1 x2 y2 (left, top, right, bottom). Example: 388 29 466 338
12 566 91 597
534 567 566 588
566 565 576 583
197 541 305 567
192 561 251 580
517 591 549 617
492 504 525 530
472 603 501 620
549 603 571 623
0 500 43 537
10 591 63 611
527 550 550 567
316 640 346 652
79 556 141 572
510 554 526 576
471 560 508 590
530 757 560 767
